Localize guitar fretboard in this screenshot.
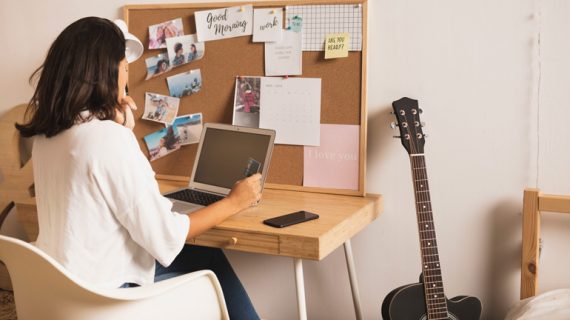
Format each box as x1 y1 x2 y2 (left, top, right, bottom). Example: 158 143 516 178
410 154 449 320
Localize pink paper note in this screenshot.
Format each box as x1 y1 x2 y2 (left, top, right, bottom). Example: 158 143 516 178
303 124 359 190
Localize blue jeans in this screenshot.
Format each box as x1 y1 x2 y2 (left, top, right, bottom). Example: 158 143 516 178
122 245 260 320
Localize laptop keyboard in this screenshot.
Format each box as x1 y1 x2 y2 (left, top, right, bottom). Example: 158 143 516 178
165 189 224 206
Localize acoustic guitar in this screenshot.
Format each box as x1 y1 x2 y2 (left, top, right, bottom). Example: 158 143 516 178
381 97 482 320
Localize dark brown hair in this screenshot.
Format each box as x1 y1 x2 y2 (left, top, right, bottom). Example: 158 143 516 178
16 17 125 137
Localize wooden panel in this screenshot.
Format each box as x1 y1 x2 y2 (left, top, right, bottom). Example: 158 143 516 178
538 193 570 214
0 263 12 291
521 188 540 300
279 235 319 260
0 105 35 207
15 204 39 242
320 194 380 259
193 229 279 255
124 0 368 195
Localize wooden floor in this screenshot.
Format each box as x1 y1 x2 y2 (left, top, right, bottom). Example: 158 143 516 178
0 290 16 320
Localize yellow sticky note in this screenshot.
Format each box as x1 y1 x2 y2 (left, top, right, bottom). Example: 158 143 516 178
325 33 349 59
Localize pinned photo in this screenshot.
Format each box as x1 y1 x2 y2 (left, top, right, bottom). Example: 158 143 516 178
232 76 261 128
167 113 203 145
148 18 184 49
143 126 181 161
142 92 180 125
145 53 172 80
165 34 205 68
166 69 202 98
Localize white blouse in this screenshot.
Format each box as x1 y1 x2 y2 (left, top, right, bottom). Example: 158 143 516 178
32 117 189 289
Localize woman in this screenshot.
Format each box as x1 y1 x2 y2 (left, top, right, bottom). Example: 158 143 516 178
188 43 198 62
172 42 185 66
149 24 165 49
16 17 261 320
240 81 256 113
153 59 169 75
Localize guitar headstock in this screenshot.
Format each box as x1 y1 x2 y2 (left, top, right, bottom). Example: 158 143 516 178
392 97 425 155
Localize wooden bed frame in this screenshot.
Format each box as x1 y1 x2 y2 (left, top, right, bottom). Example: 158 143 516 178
521 188 570 299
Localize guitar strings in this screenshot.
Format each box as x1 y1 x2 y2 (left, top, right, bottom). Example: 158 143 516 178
406 111 448 319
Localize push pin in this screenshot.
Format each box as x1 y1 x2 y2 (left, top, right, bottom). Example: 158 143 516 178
239 6 244 12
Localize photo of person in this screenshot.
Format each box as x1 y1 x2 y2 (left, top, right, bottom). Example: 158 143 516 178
171 42 185 66
232 77 261 128
165 34 205 68
166 69 202 98
144 126 181 161
148 18 184 49
142 92 180 125
166 113 203 145
145 53 172 80
188 44 198 62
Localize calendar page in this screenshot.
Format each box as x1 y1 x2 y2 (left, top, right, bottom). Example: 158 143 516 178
259 77 321 146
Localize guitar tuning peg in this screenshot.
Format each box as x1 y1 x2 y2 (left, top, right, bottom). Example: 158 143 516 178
419 108 423 114
390 122 398 129
424 133 429 138
421 121 426 127
389 111 395 115
392 135 401 139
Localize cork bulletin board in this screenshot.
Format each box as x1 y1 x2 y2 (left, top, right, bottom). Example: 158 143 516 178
124 0 368 196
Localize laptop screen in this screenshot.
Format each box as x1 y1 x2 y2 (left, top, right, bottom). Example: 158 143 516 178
193 127 273 189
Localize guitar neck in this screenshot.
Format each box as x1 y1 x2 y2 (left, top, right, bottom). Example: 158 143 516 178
409 154 449 319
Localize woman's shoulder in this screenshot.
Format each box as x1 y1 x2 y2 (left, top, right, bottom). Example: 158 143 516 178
81 118 131 136
77 119 138 151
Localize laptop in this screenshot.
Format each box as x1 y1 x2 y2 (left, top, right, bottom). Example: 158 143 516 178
164 123 276 214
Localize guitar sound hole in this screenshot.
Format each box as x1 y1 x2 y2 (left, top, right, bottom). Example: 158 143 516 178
419 312 459 320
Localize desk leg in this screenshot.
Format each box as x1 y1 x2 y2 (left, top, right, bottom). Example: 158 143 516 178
294 258 307 320
344 240 363 320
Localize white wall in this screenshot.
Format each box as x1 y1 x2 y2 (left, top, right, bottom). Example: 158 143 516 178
2 0 569 319
532 0 570 298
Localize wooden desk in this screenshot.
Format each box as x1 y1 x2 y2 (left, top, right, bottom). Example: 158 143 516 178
14 179 382 320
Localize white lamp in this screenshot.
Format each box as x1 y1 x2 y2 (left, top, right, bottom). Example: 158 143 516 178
113 19 143 63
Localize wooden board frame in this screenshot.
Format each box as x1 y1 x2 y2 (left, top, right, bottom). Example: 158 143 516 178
124 0 368 196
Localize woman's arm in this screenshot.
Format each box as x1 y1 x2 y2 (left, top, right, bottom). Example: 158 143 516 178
185 173 262 240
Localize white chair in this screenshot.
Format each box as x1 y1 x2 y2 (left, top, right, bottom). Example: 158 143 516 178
0 234 229 320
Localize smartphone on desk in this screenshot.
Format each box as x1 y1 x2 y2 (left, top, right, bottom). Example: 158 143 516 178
263 211 319 228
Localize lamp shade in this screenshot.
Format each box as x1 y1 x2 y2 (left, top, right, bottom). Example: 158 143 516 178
113 19 143 63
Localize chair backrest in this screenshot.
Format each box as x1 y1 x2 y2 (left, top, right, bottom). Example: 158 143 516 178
521 188 570 299
0 235 229 320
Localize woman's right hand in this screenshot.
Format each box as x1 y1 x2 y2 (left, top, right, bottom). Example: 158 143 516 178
115 96 137 130
227 173 262 212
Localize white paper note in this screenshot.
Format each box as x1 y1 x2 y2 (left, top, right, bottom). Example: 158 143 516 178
259 77 321 146
253 8 283 42
195 5 253 42
264 30 302 76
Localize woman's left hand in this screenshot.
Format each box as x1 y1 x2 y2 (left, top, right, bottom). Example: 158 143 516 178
115 96 138 130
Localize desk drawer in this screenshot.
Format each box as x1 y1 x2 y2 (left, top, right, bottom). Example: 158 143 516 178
191 229 279 255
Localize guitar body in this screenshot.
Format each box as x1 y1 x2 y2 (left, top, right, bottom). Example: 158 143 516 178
382 274 482 320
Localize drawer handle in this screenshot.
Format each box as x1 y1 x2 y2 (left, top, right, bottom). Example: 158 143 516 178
228 237 238 246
